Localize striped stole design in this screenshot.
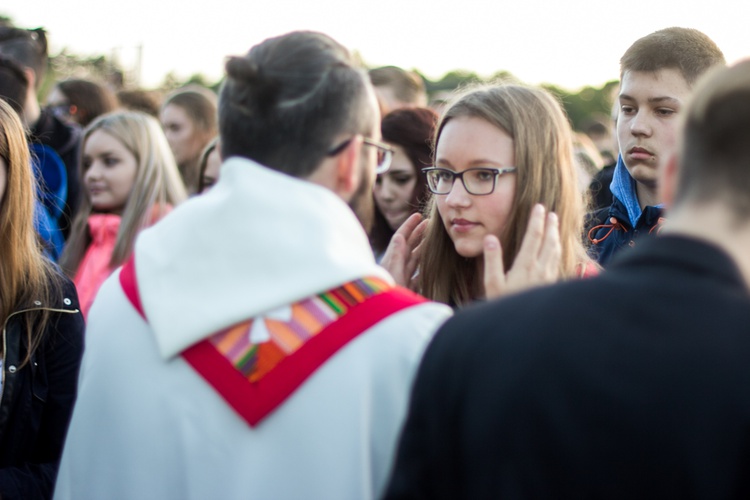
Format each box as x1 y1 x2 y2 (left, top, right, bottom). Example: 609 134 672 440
208 277 392 383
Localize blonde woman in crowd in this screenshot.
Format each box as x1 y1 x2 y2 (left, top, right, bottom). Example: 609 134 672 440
60 111 187 317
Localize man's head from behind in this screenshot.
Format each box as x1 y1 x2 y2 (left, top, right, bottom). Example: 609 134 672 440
219 31 377 178
669 60 750 221
218 31 380 228
616 28 725 192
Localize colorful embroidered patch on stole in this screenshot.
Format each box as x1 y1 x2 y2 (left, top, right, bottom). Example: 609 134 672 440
207 277 392 384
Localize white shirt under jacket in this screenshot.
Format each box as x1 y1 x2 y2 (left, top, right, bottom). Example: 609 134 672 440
54 157 453 500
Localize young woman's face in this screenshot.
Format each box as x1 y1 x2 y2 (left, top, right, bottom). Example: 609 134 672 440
373 144 418 230
83 130 138 214
160 104 206 166
435 115 517 258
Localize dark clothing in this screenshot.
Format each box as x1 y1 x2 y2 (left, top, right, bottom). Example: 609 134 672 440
384 235 750 500
0 277 85 500
30 109 82 240
586 161 615 211
586 195 664 266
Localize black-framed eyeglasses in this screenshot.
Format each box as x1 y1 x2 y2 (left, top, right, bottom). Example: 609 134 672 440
327 136 394 174
421 166 517 195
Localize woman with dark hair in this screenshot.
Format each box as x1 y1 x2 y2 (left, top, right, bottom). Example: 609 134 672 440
46 78 119 127
0 97 84 499
370 107 436 259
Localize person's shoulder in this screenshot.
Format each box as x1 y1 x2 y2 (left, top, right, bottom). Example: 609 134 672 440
367 296 453 346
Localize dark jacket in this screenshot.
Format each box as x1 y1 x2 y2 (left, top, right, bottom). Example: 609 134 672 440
384 235 750 499
586 156 663 266
30 109 82 240
586 195 663 266
0 277 85 500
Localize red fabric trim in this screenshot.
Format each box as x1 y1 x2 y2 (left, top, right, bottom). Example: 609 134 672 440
119 256 145 318
182 286 426 427
118 269 427 428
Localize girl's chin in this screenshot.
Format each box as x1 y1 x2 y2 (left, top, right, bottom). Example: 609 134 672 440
452 239 483 259
386 214 410 231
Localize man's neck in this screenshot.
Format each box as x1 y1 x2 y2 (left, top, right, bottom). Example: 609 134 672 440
662 203 750 290
635 181 660 209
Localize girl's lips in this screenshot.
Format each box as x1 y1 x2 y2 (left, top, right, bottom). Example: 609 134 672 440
451 218 479 233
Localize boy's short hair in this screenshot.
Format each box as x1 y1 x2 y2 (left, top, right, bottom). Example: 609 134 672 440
369 66 426 106
620 27 725 86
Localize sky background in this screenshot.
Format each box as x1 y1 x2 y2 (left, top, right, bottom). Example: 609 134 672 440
3 0 749 91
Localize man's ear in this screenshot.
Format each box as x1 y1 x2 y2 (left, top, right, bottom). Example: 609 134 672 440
659 153 679 209
22 67 36 92
334 136 363 200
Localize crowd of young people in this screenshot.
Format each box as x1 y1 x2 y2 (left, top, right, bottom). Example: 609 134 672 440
0 21 747 500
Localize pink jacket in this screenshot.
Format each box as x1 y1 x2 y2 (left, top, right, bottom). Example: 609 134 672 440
74 214 122 319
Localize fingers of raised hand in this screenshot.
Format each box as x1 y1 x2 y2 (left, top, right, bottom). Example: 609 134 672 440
483 234 506 299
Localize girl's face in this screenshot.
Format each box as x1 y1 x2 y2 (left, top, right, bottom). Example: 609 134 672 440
160 104 205 166
373 145 418 230
83 130 138 214
435 115 517 258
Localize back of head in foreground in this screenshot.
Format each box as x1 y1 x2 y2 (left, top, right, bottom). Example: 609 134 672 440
660 58 750 284
219 31 376 179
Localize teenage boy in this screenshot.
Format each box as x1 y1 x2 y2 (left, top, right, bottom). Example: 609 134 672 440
588 27 724 265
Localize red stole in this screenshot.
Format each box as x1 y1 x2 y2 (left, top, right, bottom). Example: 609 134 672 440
119 257 426 427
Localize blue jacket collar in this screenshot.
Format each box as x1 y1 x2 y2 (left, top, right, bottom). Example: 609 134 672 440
610 155 663 227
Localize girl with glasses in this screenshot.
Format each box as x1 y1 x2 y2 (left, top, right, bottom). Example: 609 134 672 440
383 83 596 306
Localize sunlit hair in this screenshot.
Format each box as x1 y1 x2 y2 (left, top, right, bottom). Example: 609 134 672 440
0 98 62 365
60 111 187 275
419 83 590 306
620 27 725 86
368 66 427 107
676 59 750 220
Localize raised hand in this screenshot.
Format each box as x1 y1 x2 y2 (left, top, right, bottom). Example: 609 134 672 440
380 213 427 291
483 204 561 299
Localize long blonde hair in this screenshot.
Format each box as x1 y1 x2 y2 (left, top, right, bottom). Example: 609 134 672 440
60 111 187 275
419 83 590 306
0 99 62 361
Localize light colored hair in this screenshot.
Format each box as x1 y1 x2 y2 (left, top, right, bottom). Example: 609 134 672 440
419 83 590 306
0 99 62 364
60 111 187 275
